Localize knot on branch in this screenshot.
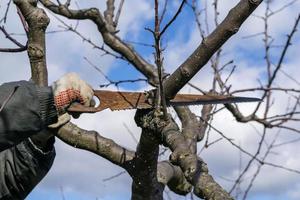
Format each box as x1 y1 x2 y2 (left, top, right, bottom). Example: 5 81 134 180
168 176 192 195
169 149 198 182
28 44 44 62
28 0 38 6
134 109 167 132
180 67 192 79
87 8 100 16
26 8 50 30
157 162 192 195
248 0 261 5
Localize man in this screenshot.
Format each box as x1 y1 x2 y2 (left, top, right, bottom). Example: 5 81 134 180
0 73 94 199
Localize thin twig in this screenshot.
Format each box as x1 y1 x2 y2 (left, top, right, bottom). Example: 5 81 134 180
102 171 126 182
160 0 186 36
114 0 124 27
0 0 12 24
0 26 27 52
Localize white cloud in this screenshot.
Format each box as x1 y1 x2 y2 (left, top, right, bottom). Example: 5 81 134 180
1 1 300 200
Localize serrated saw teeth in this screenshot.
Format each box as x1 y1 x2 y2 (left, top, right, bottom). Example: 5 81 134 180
67 90 261 113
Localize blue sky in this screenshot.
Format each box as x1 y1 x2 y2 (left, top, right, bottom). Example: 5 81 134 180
1 0 300 200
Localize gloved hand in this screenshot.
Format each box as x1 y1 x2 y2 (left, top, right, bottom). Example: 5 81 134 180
49 73 94 128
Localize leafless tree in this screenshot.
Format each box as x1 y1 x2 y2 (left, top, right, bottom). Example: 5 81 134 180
1 0 299 199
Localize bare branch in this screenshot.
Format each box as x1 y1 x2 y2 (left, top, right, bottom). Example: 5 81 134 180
160 0 186 37
0 46 27 52
0 26 27 52
159 0 169 24
57 122 135 168
231 87 300 94
0 0 12 24
252 13 300 114
51 14 124 60
14 0 50 86
39 0 159 85
104 0 116 32
114 0 124 27
102 171 126 182
163 0 263 99
242 133 278 200
84 56 147 88
193 159 233 200
268 0 299 16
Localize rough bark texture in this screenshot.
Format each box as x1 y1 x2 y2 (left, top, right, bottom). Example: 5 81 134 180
14 0 49 86
193 160 234 200
130 129 163 200
7 0 268 199
13 0 54 152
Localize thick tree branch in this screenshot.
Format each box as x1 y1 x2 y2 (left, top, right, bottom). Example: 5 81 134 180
175 105 213 152
160 117 198 182
193 159 233 200
130 128 163 200
57 122 135 168
157 158 234 200
14 0 49 86
13 0 53 150
157 161 192 195
163 0 263 99
134 109 198 182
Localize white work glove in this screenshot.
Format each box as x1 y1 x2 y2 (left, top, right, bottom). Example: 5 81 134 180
49 73 94 128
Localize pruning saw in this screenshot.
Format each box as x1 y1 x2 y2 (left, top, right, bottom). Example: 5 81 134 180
67 90 261 113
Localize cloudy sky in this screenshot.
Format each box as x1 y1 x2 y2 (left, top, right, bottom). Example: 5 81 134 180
1 0 300 200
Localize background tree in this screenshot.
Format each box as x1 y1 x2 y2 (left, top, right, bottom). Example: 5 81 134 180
0 0 299 199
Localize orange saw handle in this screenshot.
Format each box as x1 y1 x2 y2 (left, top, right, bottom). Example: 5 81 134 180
67 91 109 113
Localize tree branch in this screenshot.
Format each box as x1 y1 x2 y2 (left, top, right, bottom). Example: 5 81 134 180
193 159 233 200
104 0 116 32
130 128 163 200
163 0 263 99
39 0 159 85
157 161 192 195
57 122 135 168
14 0 49 86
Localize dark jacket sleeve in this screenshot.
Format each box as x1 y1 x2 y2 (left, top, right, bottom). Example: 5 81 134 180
0 136 55 200
0 81 58 151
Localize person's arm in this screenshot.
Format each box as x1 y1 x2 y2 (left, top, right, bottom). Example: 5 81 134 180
0 131 55 200
0 73 94 151
0 81 58 151
0 73 93 199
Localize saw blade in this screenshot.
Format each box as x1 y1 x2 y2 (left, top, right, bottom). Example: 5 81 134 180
169 94 261 106
68 90 261 113
94 91 261 111
94 90 152 111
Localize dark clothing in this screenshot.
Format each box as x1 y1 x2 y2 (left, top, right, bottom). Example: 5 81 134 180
0 81 58 199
